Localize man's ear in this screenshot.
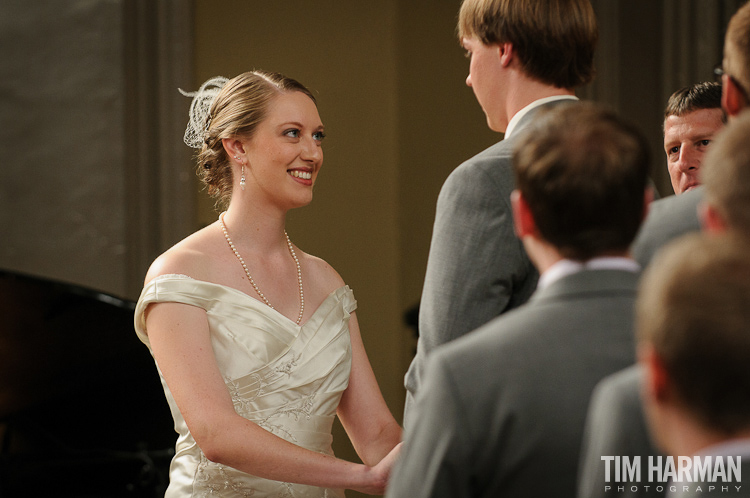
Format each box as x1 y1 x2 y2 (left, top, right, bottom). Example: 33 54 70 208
640 345 671 404
498 42 514 68
722 77 745 118
699 201 728 233
511 190 536 239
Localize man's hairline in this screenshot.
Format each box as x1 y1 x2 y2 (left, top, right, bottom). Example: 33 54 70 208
662 107 724 135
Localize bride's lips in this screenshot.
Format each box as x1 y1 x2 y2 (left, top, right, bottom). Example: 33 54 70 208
288 168 314 185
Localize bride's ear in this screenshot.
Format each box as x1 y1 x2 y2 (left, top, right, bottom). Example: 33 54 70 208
222 138 246 160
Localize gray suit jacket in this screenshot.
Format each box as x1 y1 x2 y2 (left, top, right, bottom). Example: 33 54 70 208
577 365 666 498
631 187 704 267
388 268 639 498
575 188 704 498
403 100 576 426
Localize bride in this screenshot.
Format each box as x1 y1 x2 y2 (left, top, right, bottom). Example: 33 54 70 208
134 71 402 497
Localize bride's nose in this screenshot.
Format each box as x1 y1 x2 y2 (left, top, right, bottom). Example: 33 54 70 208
300 137 322 163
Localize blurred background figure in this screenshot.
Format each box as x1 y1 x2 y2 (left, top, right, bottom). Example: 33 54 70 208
638 232 750 498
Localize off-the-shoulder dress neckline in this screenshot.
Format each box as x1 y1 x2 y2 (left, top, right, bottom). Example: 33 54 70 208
144 273 349 329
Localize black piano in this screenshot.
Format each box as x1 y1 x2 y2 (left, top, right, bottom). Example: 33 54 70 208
0 269 174 497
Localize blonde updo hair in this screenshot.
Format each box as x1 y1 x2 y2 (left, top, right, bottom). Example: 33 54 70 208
193 71 316 209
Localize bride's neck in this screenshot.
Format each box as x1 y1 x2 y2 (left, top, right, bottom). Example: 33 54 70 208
220 206 288 253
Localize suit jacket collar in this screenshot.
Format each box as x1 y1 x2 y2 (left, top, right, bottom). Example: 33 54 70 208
506 96 579 138
530 268 640 305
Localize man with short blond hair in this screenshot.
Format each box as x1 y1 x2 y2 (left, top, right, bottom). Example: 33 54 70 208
700 111 750 233
403 0 598 428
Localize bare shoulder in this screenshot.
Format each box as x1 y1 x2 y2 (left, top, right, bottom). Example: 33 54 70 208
299 251 347 296
144 222 223 286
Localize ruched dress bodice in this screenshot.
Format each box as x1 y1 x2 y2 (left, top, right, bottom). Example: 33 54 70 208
134 274 354 498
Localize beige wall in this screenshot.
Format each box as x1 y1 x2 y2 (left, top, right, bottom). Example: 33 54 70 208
395 0 501 324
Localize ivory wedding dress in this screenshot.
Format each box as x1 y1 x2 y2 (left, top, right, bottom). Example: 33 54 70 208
134 274 354 497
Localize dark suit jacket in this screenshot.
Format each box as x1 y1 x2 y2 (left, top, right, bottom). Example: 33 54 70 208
403 99 577 427
388 268 639 498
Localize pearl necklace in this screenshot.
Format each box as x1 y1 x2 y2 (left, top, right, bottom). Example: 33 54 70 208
219 212 304 325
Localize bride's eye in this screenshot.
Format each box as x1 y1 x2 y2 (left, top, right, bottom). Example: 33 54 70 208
284 129 301 138
313 131 326 142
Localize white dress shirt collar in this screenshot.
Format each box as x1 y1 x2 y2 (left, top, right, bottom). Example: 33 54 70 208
537 257 640 290
505 95 579 139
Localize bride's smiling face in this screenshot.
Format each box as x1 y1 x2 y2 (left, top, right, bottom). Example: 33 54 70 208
241 91 326 209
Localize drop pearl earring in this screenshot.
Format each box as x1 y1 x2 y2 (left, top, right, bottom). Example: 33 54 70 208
234 155 246 191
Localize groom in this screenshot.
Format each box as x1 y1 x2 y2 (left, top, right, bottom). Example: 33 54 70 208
403 0 598 428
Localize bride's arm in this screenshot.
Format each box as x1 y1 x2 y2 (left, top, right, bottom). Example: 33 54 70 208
336 311 403 466
144 300 391 494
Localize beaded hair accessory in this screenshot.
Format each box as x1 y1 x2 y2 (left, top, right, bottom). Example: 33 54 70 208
179 76 229 148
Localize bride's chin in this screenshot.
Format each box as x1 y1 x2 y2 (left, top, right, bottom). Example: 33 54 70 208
287 194 314 210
